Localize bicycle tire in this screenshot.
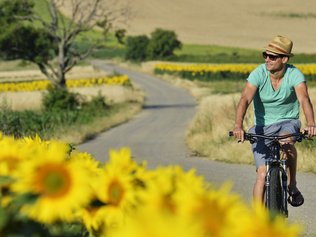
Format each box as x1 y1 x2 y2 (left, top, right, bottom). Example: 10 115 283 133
266 166 282 213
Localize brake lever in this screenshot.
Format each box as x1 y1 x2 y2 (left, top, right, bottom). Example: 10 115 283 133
248 138 255 144
244 134 255 144
302 130 312 140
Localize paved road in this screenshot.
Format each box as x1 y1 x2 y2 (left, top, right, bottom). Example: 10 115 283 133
78 61 316 236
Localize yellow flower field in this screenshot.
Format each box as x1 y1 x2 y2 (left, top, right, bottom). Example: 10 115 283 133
154 63 316 81
0 75 130 92
0 133 303 236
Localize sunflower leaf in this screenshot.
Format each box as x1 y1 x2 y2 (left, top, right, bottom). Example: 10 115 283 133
0 176 14 186
11 192 38 207
0 206 9 230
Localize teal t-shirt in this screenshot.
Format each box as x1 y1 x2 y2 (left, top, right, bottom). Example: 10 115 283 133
247 64 305 126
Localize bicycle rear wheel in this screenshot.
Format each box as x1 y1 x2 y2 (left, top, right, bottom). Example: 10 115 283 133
266 166 282 213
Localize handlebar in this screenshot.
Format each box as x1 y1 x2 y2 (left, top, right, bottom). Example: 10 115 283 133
228 131 310 144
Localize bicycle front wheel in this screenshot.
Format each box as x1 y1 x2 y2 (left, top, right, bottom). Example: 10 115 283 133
266 166 282 213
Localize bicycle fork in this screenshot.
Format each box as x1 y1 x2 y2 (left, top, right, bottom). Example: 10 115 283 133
264 159 288 217
281 159 288 217
265 160 271 209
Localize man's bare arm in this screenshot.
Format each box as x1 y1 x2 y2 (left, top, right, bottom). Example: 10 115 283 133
233 82 257 141
295 82 316 136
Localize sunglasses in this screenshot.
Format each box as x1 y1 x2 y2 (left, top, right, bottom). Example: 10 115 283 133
262 52 283 61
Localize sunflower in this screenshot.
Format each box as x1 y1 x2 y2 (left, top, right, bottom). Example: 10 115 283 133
11 141 92 224
105 210 204 237
177 183 246 237
23 134 46 146
0 136 24 207
138 166 206 215
79 201 109 232
0 135 29 176
231 202 303 237
173 167 207 196
80 165 138 231
70 151 102 176
138 166 181 214
105 147 138 174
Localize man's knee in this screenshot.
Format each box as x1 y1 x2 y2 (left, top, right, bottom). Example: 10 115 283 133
279 132 295 145
281 143 297 159
256 166 266 183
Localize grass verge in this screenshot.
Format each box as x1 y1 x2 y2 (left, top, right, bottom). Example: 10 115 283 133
55 102 142 145
0 98 143 146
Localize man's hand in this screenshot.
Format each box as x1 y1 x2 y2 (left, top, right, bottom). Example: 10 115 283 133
304 125 316 137
232 127 245 142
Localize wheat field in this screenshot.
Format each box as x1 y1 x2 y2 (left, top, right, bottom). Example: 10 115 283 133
59 0 316 53
120 0 316 54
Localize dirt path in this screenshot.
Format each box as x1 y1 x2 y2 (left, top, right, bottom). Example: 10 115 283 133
77 61 316 236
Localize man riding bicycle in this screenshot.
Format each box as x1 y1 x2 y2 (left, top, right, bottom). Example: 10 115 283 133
232 35 316 207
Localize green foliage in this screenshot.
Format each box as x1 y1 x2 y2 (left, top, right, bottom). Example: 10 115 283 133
125 35 150 61
93 41 316 63
155 67 250 81
0 0 55 62
115 29 126 44
0 196 85 236
0 91 110 139
92 46 126 59
146 28 182 59
0 109 47 138
125 28 182 61
0 25 55 63
0 0 34 25
42 87 81 112
82 93 109 113
171 44 316 64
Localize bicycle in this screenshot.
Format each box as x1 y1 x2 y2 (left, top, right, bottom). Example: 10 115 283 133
229 131 310 217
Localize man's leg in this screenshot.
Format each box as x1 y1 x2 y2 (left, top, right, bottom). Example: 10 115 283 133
281 141 304 206
281 143 298 190
253 165 266 203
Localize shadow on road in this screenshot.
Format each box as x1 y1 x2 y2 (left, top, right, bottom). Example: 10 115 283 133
143 103 196 110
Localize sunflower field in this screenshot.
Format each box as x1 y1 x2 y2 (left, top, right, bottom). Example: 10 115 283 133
0 133 303 237
0 75 130 92
154 63 316 81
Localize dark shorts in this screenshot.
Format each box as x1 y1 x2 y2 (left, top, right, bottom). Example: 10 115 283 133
248 119 301 169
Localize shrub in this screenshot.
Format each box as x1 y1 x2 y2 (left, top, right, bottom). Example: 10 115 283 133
0 92 110 139
146 28 182 59
125 35 150 61
0 109 46 138
81 93 109 115
42 87 81 111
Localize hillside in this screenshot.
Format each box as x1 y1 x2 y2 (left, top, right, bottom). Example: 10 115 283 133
121 0 316 54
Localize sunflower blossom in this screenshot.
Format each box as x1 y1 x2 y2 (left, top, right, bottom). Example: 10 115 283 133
12 141 92 224
0 135 29 176
80 163 139 231
105 147 138 174
231 201 303 237
105 210 204 237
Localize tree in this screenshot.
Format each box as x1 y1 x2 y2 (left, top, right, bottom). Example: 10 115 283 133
125 35 150 61
0 0 129 88
124 28 182 62
146 28 182 59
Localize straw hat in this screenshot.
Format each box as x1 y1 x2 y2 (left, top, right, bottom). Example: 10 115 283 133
264 35 294 57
